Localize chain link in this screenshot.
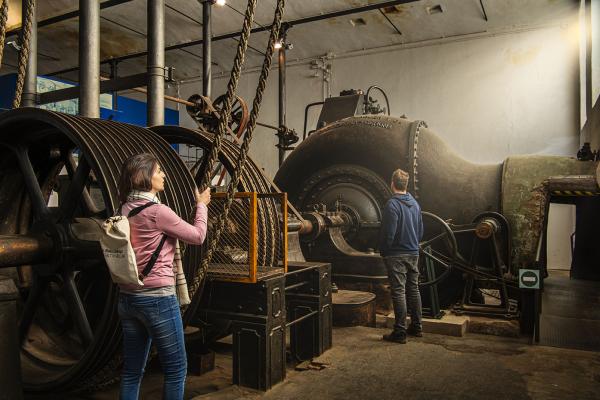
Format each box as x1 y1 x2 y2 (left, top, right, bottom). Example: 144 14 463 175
0 0 8 69
186 0 286 321
12 0 35 109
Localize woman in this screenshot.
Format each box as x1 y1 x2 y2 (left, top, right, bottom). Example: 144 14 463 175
117 153 210 400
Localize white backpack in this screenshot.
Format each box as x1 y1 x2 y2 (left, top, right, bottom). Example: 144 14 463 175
100 202 166 286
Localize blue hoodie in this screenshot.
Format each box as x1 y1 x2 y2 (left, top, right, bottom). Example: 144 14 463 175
379 193 423 256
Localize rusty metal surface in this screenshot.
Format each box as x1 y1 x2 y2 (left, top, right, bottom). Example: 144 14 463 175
501 156 598 271
332 289 376 327
545 174 600 193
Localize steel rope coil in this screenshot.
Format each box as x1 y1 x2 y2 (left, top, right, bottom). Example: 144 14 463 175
151 126 282 284
0 108 197 392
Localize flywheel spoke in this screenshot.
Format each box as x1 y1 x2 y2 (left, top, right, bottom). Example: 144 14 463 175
424 248 453 269
14 146 51 220
19 278 49 344
65 154 101 216
60 157 91 221
420 231 448 248
63 272 94 347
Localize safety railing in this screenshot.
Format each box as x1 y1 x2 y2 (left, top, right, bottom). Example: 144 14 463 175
207 192 287 283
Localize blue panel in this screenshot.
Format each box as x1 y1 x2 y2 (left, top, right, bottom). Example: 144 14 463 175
0 73 179 127
100 96 179 127
0 74 17 112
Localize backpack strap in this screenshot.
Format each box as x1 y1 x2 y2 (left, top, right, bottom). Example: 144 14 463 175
128 201 157 218
126 201 167 282
139 234 168 281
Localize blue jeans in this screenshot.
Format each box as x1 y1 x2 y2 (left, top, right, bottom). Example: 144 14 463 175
118 294 187 400
384 255 422 334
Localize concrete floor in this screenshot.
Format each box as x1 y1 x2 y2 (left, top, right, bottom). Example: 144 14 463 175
60 325 600 400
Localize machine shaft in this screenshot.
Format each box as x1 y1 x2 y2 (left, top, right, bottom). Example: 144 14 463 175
0 234 53 267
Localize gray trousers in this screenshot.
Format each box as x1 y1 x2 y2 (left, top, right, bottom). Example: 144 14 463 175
384 255 422 333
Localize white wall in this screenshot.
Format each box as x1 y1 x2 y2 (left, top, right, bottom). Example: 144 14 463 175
547 203 576 270
179 23 580 180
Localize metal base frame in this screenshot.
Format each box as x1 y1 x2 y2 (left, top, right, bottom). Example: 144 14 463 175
195 276 287 391
194 261 333 391
286 261 333 361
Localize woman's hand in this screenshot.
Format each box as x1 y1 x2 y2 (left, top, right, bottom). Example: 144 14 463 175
195 187 211 206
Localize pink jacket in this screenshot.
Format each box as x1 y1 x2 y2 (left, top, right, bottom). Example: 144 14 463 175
119 200 208 290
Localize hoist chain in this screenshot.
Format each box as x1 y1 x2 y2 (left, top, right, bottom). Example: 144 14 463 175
13 0 35 109
0 0 8 69
186 0 286 322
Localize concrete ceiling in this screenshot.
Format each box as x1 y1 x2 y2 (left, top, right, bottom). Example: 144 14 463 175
0 0 580 84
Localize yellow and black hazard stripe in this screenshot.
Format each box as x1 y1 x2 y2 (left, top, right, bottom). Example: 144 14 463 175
551 190 600 196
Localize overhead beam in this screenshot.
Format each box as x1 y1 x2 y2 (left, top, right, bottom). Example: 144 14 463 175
47 0 419 76
6 0 133 37
38 73 148 105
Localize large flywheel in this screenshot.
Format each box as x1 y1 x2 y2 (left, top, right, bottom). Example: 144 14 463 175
0 108 197 392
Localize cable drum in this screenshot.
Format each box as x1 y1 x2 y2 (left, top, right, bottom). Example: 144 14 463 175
151 125 283 280
0 108 197 392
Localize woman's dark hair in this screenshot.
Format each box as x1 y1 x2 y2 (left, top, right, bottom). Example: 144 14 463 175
118 153 158 203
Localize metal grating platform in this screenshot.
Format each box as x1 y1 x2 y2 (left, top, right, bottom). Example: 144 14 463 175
539 270 600 351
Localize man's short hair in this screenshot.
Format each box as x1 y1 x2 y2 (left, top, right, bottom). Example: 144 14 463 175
391 169 409 191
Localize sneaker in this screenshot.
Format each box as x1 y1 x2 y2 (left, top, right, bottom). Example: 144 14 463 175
406 326 423 337
382 332 407 344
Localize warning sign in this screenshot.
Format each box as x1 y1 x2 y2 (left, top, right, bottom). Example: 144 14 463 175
519 269 540 289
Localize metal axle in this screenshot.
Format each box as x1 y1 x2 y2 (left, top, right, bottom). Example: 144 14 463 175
0 234 53 267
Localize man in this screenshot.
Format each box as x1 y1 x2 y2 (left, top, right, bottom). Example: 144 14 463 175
379 168 424 344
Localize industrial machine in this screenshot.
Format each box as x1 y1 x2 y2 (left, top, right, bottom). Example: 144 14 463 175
1 95 598 396
0 107 334 393
275 104 599 321
1 0 598 394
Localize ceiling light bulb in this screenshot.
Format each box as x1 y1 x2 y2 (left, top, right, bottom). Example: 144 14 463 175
274 40 283 49
215 0 226 6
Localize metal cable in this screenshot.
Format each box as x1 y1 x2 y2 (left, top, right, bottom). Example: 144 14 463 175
241 1 285 269
12 0 35 108
197 0 257 190
186 0 286 319
0 0 8 68
186 0 258 311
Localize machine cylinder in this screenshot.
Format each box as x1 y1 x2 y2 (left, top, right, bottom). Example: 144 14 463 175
275 115 503 242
